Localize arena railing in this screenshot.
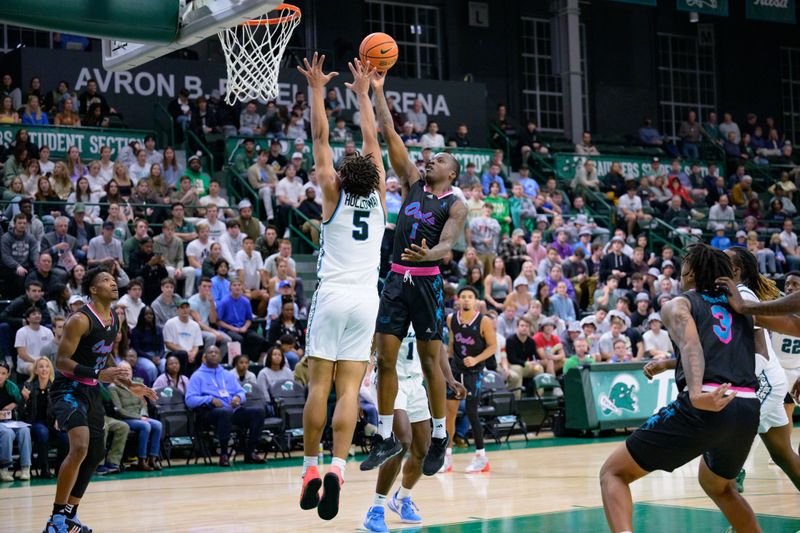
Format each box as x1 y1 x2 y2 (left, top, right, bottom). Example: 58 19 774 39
186 129 215 175
223 165 262 221
287 208 320 253
152 103 176 149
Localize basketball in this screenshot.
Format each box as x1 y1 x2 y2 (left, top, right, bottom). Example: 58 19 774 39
358 32 398 72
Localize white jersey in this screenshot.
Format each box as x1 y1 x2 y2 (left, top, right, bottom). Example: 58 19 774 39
397 327 423 381
317 189 385 287
738 286 787 405
771 331 800 370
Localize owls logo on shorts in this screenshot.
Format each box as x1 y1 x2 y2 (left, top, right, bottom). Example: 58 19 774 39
756 370 772 404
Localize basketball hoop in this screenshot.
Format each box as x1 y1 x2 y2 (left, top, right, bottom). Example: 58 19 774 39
218 3 301 105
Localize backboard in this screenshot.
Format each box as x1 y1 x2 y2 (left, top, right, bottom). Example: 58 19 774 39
101 0 282 72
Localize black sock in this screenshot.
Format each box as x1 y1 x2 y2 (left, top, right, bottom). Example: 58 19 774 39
64 503 77 518
52 503 67 517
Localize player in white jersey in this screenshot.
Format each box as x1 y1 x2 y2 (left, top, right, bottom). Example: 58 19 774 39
770 271 800 423
362 328 465 532
720 248 800 491
297 54 388 520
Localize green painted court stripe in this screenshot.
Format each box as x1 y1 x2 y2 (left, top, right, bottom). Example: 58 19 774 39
395 503 800 532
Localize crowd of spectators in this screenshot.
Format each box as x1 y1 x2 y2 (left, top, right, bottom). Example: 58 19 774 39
2 72 800 477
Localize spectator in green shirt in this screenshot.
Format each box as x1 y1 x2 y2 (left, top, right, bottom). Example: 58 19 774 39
563 337 595 374
484 181 511 237
233 138 259 176
182 155 210 197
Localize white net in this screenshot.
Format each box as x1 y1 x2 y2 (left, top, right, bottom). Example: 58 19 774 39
218 4 301 105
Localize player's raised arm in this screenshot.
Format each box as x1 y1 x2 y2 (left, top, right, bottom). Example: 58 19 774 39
297 53 340 206
371 71 418 194
345 59 386 199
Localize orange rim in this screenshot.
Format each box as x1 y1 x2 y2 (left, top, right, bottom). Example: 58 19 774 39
242 3 301 26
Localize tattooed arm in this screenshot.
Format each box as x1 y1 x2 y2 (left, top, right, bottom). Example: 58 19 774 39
371 72 418 194
662 296 737 411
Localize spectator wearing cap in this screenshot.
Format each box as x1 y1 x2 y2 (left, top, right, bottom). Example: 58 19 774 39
710 224 732 250
734 230 748 248
560 321 582 356
290 151 309 182
580 316 601 355
400 121 420 146
573 227 593 257
505 277 533 317
533 317 565 375
498 229 529 280
67 202 97 257
236 199 266 242
600 236 633 289
630 292 652 331
233 138 259 176
182 155 210 197
68 294 84 314
14 306 53 376
643 312 672 360
266 281 299 324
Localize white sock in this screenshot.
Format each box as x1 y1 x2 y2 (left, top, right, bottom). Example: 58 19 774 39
331 456 346 478
373 493 387 507
396 486 412 500
302 455 318 475
476 448 486 457
432 417 446 439
378 415 394 439
446 447 452 456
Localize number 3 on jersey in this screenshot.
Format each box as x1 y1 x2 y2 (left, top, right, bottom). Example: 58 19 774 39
352 210 369 241
710 304 733 344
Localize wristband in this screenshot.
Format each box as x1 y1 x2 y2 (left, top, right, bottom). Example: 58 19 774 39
73 365 100 380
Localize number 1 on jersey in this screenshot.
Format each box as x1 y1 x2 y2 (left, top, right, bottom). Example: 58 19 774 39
410 222 419 240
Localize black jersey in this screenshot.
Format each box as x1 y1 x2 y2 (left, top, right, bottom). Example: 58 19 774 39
451 311 487 373
392 180 459 268
673 290 757 392
60 304 118 385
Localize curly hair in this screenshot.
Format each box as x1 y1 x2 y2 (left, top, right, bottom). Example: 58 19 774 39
682 243 732 295
82 266 112 298
337 152 380 198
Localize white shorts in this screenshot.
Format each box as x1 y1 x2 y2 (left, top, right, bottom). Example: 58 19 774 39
784 367 800 404
758 367 789 434
371 373 430 424
305 283 379 362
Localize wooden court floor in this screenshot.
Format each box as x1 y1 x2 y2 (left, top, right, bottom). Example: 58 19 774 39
2 429 799 532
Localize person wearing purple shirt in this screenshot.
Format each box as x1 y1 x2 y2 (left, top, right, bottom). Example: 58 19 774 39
185 345 265 466
551 228 573 260
216 279 267 357
544 264 576 299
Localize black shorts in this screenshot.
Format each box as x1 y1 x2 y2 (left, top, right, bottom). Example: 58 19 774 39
49 377 105 438
375 272 444 342
626 392 759 480
447 369 483 400
784 393 795 405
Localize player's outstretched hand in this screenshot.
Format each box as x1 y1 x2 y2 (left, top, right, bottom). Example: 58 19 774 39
297 52 339 88
345 59 376 95
643 360 668 380
449 380 467 400
715 277 744 313
370 70 386 91
128 382 158 402
689 383 736 412
401 238 429 262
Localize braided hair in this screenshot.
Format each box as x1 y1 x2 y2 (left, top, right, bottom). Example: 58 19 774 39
726 246 780 301
682 243 732 295
337 152 380 198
